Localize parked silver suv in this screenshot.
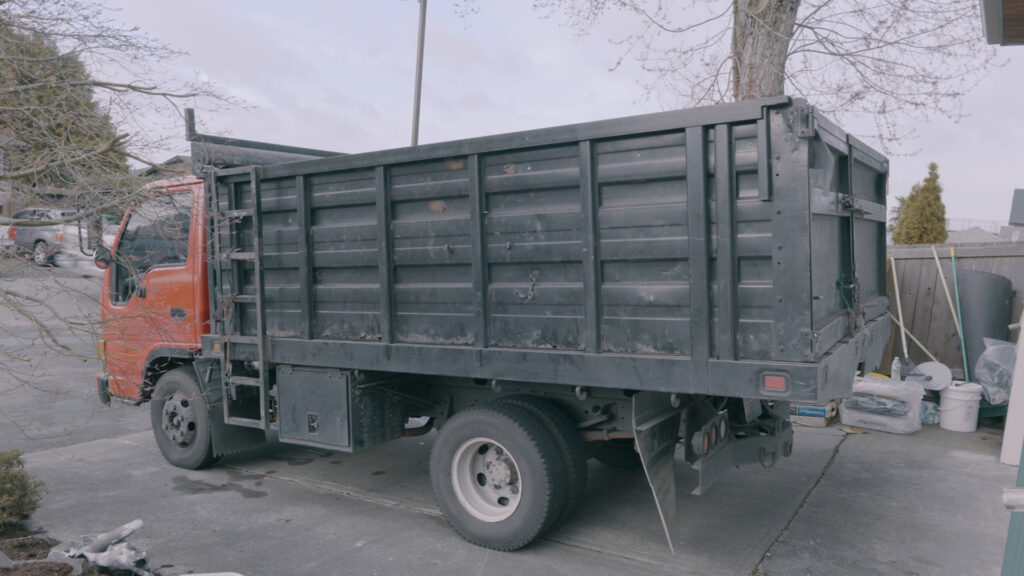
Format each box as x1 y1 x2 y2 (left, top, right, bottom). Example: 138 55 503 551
10 207 107 272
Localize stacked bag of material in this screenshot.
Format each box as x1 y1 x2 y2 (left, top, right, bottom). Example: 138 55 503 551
839 374 925 434
974 338 1017 406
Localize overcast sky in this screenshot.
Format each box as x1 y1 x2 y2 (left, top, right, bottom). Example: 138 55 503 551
107 0 1023 227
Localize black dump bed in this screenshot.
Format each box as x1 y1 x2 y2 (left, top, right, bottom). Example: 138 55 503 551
198 97 889 403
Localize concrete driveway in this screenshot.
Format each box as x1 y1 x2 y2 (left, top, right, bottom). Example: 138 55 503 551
19 421 1016 575
0 262 150 454
4 264 1019 575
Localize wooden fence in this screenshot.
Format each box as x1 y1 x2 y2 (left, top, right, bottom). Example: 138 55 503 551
883 242 1024 378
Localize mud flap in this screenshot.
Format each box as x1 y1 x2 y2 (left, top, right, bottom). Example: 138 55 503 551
209 408 267 457
192 359 266 457
633 392 682 554
690 411 733 496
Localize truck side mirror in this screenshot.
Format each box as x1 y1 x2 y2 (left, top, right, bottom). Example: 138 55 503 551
94 245 112 269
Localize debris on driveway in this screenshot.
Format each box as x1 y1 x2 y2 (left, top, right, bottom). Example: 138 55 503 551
55 519 151 576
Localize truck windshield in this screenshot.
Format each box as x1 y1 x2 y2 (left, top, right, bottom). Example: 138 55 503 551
112 192 191 304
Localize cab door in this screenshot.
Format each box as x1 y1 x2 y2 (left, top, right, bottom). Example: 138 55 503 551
101 181 204 399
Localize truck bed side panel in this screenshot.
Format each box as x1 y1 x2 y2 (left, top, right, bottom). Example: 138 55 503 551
206 98 888 401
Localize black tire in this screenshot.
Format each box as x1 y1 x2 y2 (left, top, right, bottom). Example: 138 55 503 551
498 395 587 527
593 439 642 469
430 403 566 551
32 241 52 266
150 367 218 470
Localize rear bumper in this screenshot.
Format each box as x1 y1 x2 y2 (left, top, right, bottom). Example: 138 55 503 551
707 313 891 403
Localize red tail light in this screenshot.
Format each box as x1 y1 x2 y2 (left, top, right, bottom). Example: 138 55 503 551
762 373 789 394
56 232 64 242
7 226 15 240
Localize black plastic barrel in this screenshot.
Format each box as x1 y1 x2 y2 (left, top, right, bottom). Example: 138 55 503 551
957 269 1013 376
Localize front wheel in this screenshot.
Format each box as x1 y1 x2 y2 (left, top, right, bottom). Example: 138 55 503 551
150 367 218 469
430 403 565 551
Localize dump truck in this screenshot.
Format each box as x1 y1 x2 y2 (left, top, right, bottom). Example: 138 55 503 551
95 96 890 551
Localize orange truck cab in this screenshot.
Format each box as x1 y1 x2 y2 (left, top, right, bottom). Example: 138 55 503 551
95 111 339 408
96 177 208 403
95 111 343 472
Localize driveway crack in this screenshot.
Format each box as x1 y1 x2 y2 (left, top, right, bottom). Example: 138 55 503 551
750 432 848 575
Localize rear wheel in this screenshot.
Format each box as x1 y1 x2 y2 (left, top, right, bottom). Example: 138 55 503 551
430 403 565 551
498 395 587 526
32 241 51 266
150 367 218 469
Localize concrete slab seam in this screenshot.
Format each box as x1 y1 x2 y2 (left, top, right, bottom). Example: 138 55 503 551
749 433 849 575
540 536 706 576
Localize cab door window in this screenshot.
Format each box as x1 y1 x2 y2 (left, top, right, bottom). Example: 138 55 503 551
112 192 191 304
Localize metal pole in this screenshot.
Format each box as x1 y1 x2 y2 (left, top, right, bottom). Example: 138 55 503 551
886 312 940 364
411 0 427 146
890 257 909 359
951 245 970 381
931 245 963 338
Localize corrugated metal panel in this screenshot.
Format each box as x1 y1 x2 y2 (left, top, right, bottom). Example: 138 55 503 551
309 168 380 341
483 144 584 351
596 131 688 356
391 158 474 346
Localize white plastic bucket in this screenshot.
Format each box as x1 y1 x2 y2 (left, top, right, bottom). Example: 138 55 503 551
939 382 983 432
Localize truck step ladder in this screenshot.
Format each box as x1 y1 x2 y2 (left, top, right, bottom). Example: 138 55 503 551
210 166 271 429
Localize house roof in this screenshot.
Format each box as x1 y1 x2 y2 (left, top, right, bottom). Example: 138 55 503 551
981 0 1024 45
947 227 1003 244
132 155 192 178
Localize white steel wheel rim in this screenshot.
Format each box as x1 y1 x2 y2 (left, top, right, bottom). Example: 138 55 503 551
161 393 198 447
451 437 522 522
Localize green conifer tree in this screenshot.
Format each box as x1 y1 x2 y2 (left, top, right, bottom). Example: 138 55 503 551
0 21 128 193
892 163 948 245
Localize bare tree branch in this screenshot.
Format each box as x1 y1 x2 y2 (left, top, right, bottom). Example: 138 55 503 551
462 0 998 152
1 79 204 99
0 0 231 409
0 134 126 180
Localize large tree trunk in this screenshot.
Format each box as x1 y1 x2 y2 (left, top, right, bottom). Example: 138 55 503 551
732 0 801 100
